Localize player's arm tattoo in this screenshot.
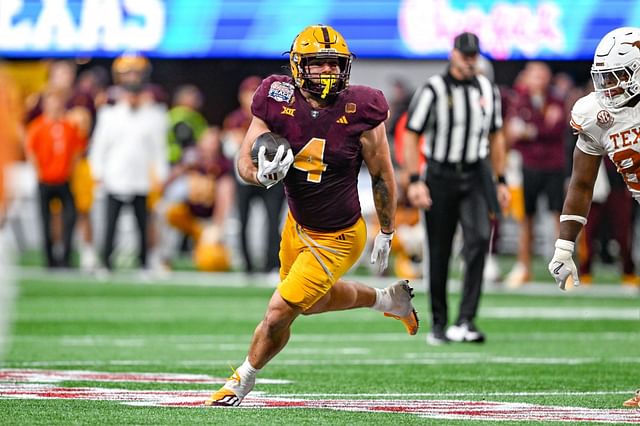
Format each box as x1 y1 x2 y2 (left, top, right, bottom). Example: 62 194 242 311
371 173 394 231
362 122 396 232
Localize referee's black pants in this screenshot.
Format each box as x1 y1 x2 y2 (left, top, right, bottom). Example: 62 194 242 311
424 166 491 330
37 182 77 268
235 180 285 273
102 193 148 270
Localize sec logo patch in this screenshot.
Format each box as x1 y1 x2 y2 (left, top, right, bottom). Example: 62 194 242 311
596 110 614 129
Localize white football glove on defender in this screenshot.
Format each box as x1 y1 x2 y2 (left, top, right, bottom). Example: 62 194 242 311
256 145 294 189
370 230 394 273
548 239 580 291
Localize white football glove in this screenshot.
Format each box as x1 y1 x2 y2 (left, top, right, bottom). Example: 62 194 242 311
200 224 221 244
548 239 580 291
256 145 294 189
370 230 394 273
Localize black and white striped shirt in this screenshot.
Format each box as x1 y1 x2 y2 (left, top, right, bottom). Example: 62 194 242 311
406 72 502 164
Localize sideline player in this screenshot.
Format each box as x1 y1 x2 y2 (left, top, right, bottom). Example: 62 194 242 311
548 27 640 291
206 24 419 407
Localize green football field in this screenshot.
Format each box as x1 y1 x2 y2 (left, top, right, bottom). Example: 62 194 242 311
1 269 639 425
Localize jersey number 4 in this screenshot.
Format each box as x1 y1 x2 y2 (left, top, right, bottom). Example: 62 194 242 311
612 148 640 191
293 138 328 183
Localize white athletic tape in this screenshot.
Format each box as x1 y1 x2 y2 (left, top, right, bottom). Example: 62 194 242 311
560 214 587 225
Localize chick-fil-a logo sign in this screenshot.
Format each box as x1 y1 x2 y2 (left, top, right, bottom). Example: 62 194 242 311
398 0 564 59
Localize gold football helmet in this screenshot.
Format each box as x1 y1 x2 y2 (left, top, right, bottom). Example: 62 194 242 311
289 24 352 99
193 241 231 272
112 53 151 92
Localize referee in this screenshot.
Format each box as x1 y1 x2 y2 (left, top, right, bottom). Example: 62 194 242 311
403 32 510 345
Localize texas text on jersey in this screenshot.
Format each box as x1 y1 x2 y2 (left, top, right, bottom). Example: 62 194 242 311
251 74 389 231
570 92 640 203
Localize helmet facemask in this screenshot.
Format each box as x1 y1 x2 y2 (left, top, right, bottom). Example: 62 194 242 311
591 27 640 109
289 25 353 102
591 64 640 108
292 52 352 100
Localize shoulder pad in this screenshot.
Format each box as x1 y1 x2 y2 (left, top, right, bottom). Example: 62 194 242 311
346 85 389 127
569 93 602 141
251 75 295 122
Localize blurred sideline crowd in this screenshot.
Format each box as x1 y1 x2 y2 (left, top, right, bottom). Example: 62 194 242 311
0 55 637 287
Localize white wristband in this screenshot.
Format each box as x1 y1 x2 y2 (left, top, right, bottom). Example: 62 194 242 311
555 239 575 253
560 214 587 225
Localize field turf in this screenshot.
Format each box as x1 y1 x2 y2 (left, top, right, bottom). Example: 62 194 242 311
1 270 639 425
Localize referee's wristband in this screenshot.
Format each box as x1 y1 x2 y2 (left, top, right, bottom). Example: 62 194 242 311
409 173 421 184
496 175 507 185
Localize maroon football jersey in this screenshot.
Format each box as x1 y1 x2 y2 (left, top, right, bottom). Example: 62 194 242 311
182 146 233 218
252 75 389 231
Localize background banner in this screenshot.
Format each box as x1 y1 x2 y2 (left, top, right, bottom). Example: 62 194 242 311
1 0 638 59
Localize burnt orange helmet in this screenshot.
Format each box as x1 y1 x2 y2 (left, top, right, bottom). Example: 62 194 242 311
112 53 151 92
289 24 352 99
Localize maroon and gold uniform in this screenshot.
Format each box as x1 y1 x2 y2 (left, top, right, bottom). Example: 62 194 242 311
206 25 412 410
165 145 233 238
253 75 388 231
252 75 389 309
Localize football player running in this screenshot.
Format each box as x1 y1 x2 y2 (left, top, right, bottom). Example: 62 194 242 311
206 24 419 407
549 27 640 290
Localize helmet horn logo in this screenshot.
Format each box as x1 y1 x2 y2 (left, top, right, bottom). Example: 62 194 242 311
622 40 640 51
591 28 640 108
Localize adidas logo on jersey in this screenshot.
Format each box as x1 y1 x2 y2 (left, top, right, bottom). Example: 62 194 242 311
336 115 348 124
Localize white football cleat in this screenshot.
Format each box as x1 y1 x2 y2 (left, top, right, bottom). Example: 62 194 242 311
79 245 98 271
382 280 419 335
446 322 485 343
205 367 255 407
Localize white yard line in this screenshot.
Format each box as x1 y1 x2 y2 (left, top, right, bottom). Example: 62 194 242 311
17 266 639 297
4 355 640 368
0 368 633 397
0 368 291 384
172 345 370 355
273 390 634 397
1 380 639 423
13 307 640 321
9 331 639 345
481 307 639 319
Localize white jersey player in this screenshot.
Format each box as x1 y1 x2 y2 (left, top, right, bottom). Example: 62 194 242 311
548 27 640 290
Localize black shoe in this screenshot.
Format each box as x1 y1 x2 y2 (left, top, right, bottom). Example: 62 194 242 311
446 321 486 343
426 326 450 346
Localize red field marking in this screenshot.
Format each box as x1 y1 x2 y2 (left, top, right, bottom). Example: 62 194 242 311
0 369 289 385
1 369 639 423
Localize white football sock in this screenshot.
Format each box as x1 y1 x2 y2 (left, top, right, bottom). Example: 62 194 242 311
371 287 393 312
236 357 260 380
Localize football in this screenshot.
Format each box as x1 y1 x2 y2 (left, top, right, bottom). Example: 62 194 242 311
251 132 291 166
